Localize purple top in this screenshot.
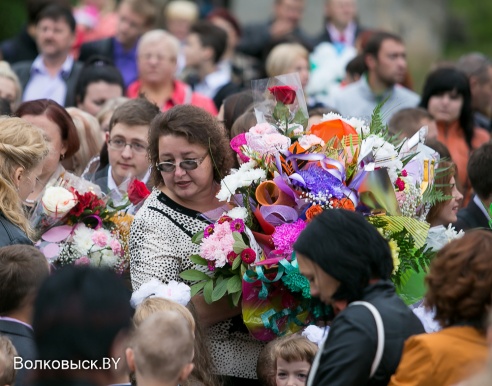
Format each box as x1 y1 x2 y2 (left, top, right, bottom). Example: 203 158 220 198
113 38 138 88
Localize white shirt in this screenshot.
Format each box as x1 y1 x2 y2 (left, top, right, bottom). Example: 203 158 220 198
194 67 231 99
107 166 151 202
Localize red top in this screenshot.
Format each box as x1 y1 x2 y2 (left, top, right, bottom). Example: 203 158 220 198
126 79 218 115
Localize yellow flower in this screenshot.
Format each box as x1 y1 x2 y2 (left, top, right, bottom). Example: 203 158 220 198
388 239 400 274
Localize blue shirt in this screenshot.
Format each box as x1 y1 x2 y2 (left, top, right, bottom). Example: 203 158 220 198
113 38 138 88
23 55 73 106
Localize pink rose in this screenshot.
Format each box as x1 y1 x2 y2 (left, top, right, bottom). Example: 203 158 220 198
110 239 122 256
249 123 277 135
75 256 91 265
91 231 108 247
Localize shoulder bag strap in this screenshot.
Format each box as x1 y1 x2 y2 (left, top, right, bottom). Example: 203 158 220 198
350 301 385 379
306 335 326 386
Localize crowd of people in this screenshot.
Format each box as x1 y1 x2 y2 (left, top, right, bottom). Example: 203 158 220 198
0 0 492 385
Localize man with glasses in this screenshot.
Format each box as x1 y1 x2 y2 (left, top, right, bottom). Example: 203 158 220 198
85 98 159 196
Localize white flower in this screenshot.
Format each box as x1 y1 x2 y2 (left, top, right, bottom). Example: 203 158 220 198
42 186 78 218
227 207 248 220
302 325 330 347
216 162 267 202
347 117 370 137
321 112 343 122
72 224 94 255
360 135 402 183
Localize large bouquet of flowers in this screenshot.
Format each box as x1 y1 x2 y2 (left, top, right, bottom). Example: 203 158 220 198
185 74 444 340
34 173 135 273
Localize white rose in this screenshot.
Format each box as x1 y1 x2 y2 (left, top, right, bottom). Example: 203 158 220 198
42 187 78 218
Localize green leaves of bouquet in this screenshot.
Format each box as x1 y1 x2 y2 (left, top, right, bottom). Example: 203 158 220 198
179 216 257 307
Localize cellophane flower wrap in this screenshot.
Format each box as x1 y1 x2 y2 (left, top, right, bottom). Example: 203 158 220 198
34 171 133 273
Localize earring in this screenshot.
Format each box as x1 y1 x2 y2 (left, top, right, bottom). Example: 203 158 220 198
60 153 65 161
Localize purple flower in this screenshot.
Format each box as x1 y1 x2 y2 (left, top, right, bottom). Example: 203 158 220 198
230 219 245 233
297 165 345 199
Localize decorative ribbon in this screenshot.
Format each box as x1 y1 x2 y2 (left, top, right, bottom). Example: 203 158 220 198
255 181 295 207
260 306 305 336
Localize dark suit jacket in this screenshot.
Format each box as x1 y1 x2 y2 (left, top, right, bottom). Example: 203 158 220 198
0 27 38 64
12 59 83 107
78 37 114 63
454 198 490 232
0 319 37 386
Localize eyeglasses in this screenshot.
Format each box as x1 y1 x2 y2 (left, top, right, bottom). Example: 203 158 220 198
156 155 208 173
108 139 148 154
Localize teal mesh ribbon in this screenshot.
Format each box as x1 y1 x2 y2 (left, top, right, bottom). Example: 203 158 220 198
260 306 306 336
243 260 287 299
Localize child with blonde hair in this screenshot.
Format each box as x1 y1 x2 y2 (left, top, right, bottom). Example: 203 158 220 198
127 311 195 386
0 335 17 386
131 279 220 386
272 335 318 386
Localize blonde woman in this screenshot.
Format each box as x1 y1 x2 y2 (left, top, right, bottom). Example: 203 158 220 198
0 116 48 246
0 61 22 112
266 43 310 93
65 107 104 176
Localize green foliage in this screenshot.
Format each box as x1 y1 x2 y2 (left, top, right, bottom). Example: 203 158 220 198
369 98 389 137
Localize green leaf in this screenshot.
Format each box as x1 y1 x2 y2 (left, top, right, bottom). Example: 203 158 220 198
190 281 206 297
232 232 243 243
191 231 204 244
179 269 210 282
189 254 208 266
232 255 242 270
231 290 242 307
227 275 242 294
212 278 229 302
203 280 214 304
292 108 308 129
233 241 248 254
273 101 289 122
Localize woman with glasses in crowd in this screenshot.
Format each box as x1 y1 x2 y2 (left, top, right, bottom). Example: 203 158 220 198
0 117 48 246
130 105 264 386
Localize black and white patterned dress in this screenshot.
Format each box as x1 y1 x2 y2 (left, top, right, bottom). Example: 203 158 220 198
130 189 264 379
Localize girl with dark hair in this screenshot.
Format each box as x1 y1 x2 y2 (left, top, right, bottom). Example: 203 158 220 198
294 209 424 386
419 67 490 204
389 231 492 385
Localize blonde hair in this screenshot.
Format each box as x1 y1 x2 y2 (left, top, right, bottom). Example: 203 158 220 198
0 335 17 386
96 97 130 133
265 43 309 78
133 297 219 386
131 311 194 382
0 116 49 236
273 334 318 366
0 61 22 110
133 297 195 332
66 107 104 176
165 0 199 22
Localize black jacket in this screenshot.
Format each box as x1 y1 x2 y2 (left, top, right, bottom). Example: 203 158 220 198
310 281 425 385
0 27 38 64
0 213 32 247
454 198 490 232
0 320 37 386
78 37 114 63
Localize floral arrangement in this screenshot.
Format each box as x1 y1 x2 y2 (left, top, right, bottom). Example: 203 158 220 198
186 75 446 339
34 174 136 273
179 213 262 306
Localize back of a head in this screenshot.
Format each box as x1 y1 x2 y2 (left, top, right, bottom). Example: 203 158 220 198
133 297 195 332
293 209 393 302
33 266 132 364
265 42 309 77
0 61 22 110
165 0 199 22
425 230 492 329
131 311 194 383
222 90 256 135
0 245 49 316
108 98 160 133
230 109 257 138
0 335 17 386
468 142 492 200
388 107 433 139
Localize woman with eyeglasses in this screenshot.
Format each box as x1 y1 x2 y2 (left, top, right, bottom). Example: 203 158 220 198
130 105 265 386
0 116 49 247
15 99 80 207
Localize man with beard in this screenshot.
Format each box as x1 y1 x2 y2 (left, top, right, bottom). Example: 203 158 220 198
13 4 82 107
328 31 419 123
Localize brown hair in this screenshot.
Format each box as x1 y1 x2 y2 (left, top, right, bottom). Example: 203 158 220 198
468 142 492 200
273 334 318 366
120 0 157 27
108 98 160 134
257 339 279 386
15 99 80 159
388 107 433 139
425 161 458 225
425 230 492 330
0 245 49 314
149 105 233 187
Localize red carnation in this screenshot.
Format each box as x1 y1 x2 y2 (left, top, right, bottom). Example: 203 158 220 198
128 180 151 205
227 251 237 265
240 248 256 264
268 85 297 105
